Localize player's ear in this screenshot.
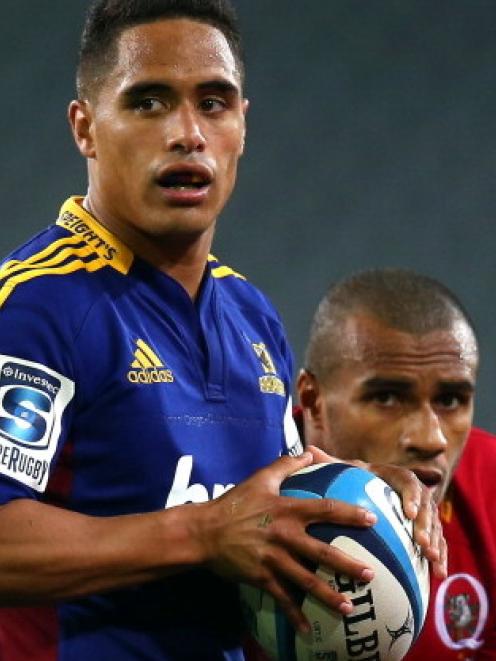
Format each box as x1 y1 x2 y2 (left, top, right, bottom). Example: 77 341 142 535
297 369 326 432
68 99 96 159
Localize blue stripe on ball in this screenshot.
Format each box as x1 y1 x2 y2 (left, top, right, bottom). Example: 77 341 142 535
308 522 422 639
281 462 350 497
280 489 322 500
315 465 424 639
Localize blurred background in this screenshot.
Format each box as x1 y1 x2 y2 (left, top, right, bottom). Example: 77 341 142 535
1 1 495 428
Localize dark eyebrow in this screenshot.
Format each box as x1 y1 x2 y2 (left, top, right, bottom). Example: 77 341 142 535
362 378 412 393
362 377 475 395
196 79 240 96
121 78 240 100
437 380 475 394
121 81 173 100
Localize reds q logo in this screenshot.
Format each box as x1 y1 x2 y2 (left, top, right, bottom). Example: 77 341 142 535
435 573 488 651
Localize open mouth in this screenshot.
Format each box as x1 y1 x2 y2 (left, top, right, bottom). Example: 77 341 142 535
157 169 212 191
411 468 443 489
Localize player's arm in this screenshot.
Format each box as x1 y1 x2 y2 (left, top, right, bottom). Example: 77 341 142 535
0 497 210 603
0 452 376 630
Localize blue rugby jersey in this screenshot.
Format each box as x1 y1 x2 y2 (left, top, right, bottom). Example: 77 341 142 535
0 197 302 660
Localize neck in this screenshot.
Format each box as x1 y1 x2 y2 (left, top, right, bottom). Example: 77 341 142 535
159 242 213 299
82 196 214 299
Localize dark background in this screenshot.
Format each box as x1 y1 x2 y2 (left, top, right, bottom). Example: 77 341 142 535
1 2 495 428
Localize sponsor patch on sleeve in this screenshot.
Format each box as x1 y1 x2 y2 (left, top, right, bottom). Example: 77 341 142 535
0 355 75 492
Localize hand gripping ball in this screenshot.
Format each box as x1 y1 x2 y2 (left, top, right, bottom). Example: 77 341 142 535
241 462 430 661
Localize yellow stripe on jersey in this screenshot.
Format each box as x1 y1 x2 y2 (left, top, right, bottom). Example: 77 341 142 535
208 254 246 279
0 259 22 273
0 241 97 281
0 256 106 308
136 339 163 367
211 265 246 280
57 197 133 275
0 195 137 309
0 236 83 279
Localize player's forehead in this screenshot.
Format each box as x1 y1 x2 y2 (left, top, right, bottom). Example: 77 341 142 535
336 314 478 378
112 18 241 91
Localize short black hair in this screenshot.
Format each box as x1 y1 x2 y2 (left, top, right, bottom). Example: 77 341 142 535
77 0 244 99
305 268 478 380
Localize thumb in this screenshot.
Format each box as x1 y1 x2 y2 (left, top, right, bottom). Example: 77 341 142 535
268 450 315 483
306 444 342 465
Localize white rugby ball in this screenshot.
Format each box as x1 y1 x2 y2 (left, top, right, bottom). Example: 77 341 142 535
241 462 430 660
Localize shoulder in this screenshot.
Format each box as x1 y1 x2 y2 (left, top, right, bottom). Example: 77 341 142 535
464 427 496 461
208 254 283 324
0 196 134 312
452 426 496 488
208 255 294 376
467 426 496 446
0 223 129 354
1 222 126 305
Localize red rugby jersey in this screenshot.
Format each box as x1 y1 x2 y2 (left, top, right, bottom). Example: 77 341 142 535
406 427 496 660
288 411 496 660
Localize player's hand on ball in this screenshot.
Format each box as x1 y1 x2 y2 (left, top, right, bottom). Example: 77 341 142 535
239 460 430 660
307 445 448 579
365 461 447 576
197 451 378 633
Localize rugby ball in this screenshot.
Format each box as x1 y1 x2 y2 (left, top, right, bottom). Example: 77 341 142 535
241 462 430 660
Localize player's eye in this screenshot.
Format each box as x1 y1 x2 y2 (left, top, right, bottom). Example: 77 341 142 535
365 391 400 407
135 98 165 112
199 97 227 113
373 392 398 406
435 393 466 410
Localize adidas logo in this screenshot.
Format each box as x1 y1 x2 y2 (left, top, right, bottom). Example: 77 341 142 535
127 339 174 384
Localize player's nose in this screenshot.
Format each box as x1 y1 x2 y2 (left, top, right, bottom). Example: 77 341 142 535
399 406 448 456
165 104 206 153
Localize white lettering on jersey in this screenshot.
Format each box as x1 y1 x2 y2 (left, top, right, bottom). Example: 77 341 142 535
435 573 488 650
165 455 235 508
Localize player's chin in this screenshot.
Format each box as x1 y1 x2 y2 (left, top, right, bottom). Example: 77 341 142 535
164 212 216 238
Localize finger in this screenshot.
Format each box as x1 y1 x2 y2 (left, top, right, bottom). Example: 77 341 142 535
394 471 423 521
286 496 377 528
288 534 376 587
412 490 434 552
263 577 313 634
368 464 423 520
265 553 356 628
261 451 315 487
431 533 448 579
423 506 441 563
420 504 448 569
305 445 342 465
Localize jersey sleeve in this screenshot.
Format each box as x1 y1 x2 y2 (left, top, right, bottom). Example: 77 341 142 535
276 318 304 456
0 296 75 502
284 395 303 456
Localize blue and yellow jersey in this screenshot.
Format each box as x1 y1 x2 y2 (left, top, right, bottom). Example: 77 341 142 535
0 197 301 660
